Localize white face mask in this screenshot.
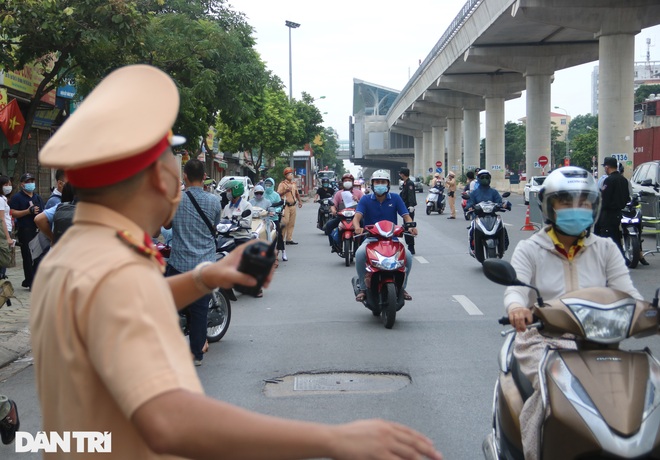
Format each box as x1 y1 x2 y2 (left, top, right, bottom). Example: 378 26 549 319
2 186 11 195
343 181 353 190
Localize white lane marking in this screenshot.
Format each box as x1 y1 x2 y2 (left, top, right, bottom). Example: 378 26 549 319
453 295 484 316
504 222 512 227
415 256 430 264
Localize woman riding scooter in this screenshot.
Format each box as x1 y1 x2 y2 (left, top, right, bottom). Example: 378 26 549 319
504 166 642 460
324 173 363 251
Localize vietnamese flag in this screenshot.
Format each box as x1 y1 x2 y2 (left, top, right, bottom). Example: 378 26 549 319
0 99 26 146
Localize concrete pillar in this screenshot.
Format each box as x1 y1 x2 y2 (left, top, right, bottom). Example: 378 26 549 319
414 136 423 178
598 34 635 170
423 130 433 178
525 74 552 177
485 97 506 187
432 125 445 179
463 109 480 172
447 117 462 177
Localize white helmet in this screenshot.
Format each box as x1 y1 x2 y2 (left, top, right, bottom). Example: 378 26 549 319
538 166 601 225
370 169 390 184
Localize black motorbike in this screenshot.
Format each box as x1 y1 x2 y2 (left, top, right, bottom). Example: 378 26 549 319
464 192 511 263
621 193 643 268
316 197 333 231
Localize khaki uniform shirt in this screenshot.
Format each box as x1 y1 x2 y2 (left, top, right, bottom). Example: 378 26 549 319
30 202 203 459
277 180 299 206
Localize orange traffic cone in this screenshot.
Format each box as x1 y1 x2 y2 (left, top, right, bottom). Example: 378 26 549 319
520 205 538 231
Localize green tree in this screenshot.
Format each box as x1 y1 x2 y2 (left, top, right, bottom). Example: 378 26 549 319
0 0 149 182
504 121 526 173
215 79 301 170
635 84 660 104
568 129 598 171
568 114 598 141
290 92 324 149
142 8 269 152
314 127 340 173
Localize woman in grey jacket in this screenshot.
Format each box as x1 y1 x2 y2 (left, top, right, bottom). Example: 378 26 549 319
504 167 642 460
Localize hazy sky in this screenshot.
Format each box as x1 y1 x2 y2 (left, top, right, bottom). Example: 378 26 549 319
232 0 660 141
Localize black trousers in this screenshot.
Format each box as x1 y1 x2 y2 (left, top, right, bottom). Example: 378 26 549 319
404 210 415 251
595 212 623 253
16 227 37 287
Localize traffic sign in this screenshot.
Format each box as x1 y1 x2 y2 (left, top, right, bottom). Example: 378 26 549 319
538 155 548 167
435 161 443 167
428 167 433 173
436 167 443 174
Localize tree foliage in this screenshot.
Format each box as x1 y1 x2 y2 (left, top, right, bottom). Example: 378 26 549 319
504 121 526 172
0 0 269 182
635 84 660 104
568 129 598 171
568 114 598 141
216 79 301 170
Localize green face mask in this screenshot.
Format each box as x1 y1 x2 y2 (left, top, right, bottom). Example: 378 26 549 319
478 177 490 187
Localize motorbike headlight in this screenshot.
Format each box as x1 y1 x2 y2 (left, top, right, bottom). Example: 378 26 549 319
565 299 636 343
479 203 495 213
342 210 355 217
216 223 233 233
370 251 404 270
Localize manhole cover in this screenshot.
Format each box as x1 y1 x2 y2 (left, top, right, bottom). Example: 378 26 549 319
264 372 410 397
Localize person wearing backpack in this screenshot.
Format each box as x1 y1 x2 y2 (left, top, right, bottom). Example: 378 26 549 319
45 169 66 210
34 183 77 245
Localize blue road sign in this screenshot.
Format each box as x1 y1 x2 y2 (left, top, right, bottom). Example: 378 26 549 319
436 167 443 174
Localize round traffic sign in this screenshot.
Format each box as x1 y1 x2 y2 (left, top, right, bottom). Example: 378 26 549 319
436 167 443 174
435 161 443 167
538 156 549 167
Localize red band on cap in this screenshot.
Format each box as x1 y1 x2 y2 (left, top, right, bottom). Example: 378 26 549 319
66 135 170 188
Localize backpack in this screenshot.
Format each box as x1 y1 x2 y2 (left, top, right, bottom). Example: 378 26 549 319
52 203 76 244
0 279 15 308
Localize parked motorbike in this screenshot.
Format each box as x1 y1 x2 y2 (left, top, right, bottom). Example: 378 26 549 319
464 192 511 263
351 221 415 329
332 207 357 267
481 259 660 460
316 197 334 231
425 185 446 215
621 193 643 268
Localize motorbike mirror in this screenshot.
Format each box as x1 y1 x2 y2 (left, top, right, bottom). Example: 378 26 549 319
482 260 519 286
242 209 252 218
502 192 511 198
461 192 470 200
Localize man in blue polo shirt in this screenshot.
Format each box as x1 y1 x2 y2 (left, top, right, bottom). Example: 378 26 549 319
353 169 418 302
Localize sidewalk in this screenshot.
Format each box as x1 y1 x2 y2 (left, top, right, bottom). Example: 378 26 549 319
0 251 33 369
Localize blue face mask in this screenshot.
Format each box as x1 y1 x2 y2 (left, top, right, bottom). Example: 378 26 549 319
24 183 36 192
555 208 594 236
264 185 273 193
373 185 388 195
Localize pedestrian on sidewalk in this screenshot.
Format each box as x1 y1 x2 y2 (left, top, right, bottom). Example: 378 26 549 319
0 176 14 280
9 172 44 289
30 64 442 460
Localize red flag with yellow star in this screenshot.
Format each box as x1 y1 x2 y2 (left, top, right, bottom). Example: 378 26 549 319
0 99 26 146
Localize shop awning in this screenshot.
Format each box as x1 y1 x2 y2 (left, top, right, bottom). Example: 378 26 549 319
213 158 228 169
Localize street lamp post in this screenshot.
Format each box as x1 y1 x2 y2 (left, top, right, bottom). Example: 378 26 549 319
285 20 300 101
554 106 570 166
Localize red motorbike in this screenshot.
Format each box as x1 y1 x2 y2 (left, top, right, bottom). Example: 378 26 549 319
351 220 415 329
335 207 357 266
